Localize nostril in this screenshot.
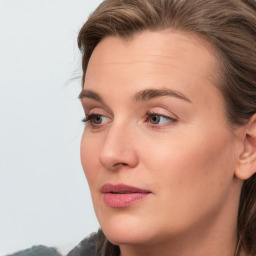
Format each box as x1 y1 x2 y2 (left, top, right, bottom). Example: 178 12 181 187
113 162 128 167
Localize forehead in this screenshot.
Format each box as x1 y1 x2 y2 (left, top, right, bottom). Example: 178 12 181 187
86 30 219 85
84 30 223 111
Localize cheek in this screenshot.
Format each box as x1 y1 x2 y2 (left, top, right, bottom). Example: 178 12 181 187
135 128 237 233
140 126 236 209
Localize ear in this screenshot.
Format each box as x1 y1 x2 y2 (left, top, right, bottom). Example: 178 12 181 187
235 114 256 180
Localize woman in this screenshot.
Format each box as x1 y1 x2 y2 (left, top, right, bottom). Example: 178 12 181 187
70 0 256 255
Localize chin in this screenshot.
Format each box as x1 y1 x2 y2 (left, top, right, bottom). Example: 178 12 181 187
104 228 154 247
100 211 168 245
99 213 157 246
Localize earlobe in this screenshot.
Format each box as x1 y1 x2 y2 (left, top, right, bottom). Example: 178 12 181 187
235 114 256 180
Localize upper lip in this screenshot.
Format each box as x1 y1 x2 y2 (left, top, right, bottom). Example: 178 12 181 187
101 183 151 194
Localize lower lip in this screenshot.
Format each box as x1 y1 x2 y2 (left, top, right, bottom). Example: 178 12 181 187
103 193 150 208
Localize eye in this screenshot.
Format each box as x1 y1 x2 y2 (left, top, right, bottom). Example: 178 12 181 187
82 114 111 128
146 112 177 126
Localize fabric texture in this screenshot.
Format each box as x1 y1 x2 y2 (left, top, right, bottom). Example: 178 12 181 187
67 230 120 256
67 233 98 256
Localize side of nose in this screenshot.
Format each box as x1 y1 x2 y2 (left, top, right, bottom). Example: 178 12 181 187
99 123 139 171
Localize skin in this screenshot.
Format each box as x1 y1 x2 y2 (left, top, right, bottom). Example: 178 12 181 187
80 30 247 256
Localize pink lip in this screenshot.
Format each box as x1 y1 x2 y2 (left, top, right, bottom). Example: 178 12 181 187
101 183 151 208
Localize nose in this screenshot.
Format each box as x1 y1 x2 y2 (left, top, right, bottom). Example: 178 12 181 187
99 123 139 171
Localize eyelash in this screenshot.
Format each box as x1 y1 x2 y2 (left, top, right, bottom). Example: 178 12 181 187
145 112 177 127
82 112 177 129
82 114 106 129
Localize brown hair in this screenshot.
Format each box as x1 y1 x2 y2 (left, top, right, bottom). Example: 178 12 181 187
78 0 256 255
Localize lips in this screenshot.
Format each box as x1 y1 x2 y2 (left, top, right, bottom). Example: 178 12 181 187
101 183 151 194
101 183 151 208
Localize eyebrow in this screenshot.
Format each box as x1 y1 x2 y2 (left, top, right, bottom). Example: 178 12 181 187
79 88 192 104
133 88 192 103
79 90 103 102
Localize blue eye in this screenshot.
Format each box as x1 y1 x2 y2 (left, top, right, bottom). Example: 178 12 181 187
91 115 104 124
82 114 110 128
146 113 177 126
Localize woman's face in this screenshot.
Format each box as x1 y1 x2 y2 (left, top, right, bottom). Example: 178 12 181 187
80 31 242 247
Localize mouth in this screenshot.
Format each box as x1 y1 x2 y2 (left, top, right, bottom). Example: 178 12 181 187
101 183 152 208
101 183 151 194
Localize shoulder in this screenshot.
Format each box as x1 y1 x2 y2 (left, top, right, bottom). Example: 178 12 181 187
67 232 99 256
67 229 120 256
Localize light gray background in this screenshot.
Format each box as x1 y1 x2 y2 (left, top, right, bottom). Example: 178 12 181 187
0 0 103 255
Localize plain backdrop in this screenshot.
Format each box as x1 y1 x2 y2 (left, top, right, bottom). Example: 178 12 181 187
0 0 103 255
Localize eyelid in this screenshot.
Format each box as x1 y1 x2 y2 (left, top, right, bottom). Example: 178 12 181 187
82 112 112 130
81 100 113 117
83 106 110 116
145 110 178 128
147 107 178 119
